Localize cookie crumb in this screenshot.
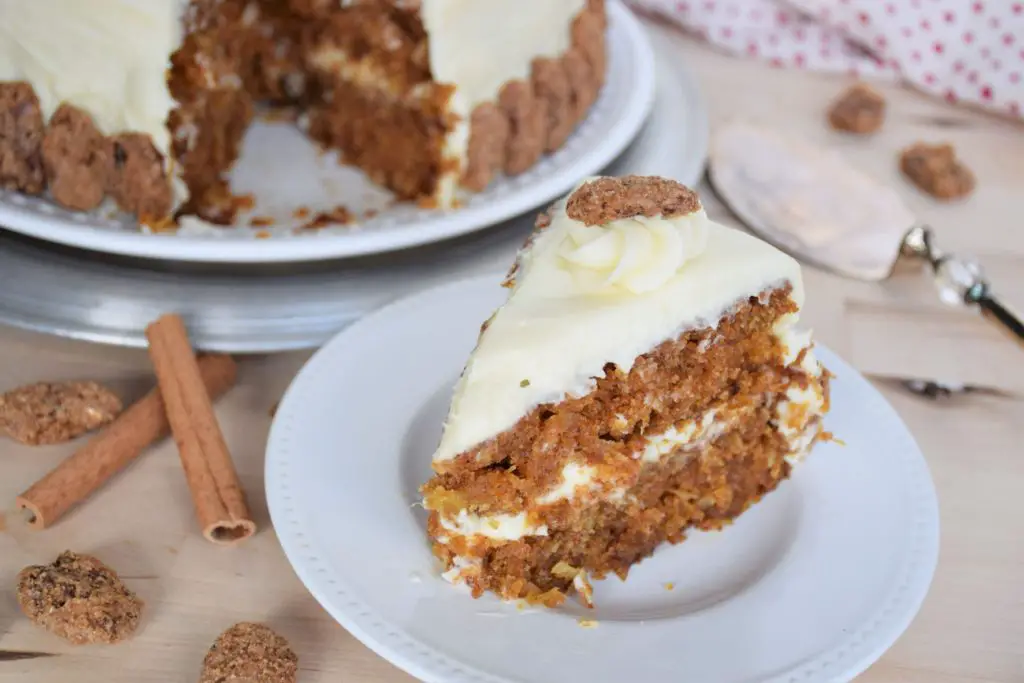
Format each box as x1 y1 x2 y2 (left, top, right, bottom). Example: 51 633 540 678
199 622 298 683
827 83 886 134
0 380 122 445
573 572 595 608
16 551 143 645
297 204 354 231
577 618 599 629
566 175 701 226
899 142 975 200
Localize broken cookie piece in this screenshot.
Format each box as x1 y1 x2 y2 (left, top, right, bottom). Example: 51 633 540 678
828 83 886 134
16 551 143 645
200 622 298 683
0 380 122 445
899 142 976 200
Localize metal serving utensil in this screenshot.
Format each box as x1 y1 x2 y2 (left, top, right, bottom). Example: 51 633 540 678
706 122 1023 398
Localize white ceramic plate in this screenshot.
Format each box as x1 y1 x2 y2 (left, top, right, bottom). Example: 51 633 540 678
0 2 655 264
266 274 940 683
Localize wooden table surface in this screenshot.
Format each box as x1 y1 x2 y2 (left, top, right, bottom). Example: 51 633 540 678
2 21 1023 683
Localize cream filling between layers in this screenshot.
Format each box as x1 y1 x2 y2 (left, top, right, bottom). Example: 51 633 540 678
439 509 548 541
433 334 827 559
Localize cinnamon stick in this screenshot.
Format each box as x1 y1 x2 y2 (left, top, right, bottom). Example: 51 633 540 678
145 315 255 545
16 355 237 530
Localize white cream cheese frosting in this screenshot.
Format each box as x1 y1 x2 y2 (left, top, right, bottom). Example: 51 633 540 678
0 0 186 160
433 179 806 462
558 212 710 294
421 0 585 114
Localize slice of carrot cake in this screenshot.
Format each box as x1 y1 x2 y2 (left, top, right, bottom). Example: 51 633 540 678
421 175 831 606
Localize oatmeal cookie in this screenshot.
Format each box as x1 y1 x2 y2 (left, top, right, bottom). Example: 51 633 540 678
16 551 143 645
199 622 298 683
0 380 122 445
900 142 975 200
828 83 886 134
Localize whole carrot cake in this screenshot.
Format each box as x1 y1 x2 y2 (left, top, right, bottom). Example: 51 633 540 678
421 175 831 606
0 0 606 229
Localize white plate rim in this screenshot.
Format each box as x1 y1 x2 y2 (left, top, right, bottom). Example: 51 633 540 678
266 273 941 683
0 1 655 264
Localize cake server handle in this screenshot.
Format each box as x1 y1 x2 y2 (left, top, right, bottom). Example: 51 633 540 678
902 226 1024 350
972 289 1024 350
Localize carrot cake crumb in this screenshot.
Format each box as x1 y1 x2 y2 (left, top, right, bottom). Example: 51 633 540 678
298 205 354 231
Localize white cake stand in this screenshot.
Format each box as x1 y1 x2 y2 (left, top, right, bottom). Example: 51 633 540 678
0 2 657 264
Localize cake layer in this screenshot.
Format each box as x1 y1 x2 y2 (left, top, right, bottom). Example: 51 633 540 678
430 397 815 604
305 83 456 203
427 286 809 505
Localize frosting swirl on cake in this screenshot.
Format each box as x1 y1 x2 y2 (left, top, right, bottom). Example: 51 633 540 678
557 210 710 294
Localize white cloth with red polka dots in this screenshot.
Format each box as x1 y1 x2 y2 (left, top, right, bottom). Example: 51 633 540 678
632 0 1024 119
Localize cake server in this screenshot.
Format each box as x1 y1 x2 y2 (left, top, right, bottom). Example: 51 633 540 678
706 122 1024 358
